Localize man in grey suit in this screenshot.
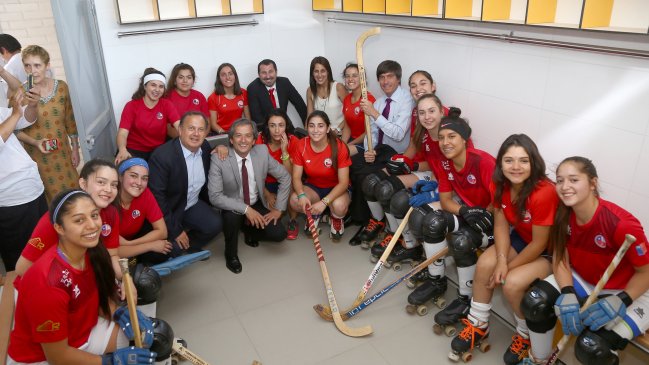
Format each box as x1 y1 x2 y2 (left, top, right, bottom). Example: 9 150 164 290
208 118 290 273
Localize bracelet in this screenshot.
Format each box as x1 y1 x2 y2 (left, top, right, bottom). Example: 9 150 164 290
281 153 290 161
617 291 633 306
297 193 307 199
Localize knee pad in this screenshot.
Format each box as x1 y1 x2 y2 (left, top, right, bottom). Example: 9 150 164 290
390 189 411 219
447 227 481 267
521 279 560 333
133 264 162 305
422 210 449 243
151 318 174 360
362 172 386 201
408 205 436 241
575 329 627 365
375 175 406 211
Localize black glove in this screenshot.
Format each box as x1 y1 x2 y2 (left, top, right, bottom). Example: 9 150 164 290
459 206 493 233
386 154 418 175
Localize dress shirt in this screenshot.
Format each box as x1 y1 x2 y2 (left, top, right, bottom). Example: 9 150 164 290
234 152 258 206
364 85 414 153
181 142 206 210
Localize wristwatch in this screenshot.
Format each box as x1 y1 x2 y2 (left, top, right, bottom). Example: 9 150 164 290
321 197 331 206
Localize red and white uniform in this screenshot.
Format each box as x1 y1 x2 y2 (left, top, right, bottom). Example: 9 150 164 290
8 247 99 363
165 89 209 119
291 137 351 189
566 199 649 289
434 147 495 209
491 179 558 243
120 188 163 240
207 89 249 131
342 92 376 140
119 98 180 152
256 134 297 184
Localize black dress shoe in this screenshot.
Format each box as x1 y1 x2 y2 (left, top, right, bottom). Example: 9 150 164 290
244 235 259 247
349 225 365 246
226 256 242 274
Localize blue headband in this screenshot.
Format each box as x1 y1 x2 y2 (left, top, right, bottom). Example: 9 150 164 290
118 158 149 175
51 190 90 224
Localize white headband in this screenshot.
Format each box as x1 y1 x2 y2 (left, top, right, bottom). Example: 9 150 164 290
143 73 166 85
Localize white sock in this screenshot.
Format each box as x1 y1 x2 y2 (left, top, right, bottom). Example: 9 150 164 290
528 328 555 361
396 218 417 248
367 201 384 221
468 299 491 326
515 314 529 338
423 240 446 277
457 265 476 297
385 213 398 232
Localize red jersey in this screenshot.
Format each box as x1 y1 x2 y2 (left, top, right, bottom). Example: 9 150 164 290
207 89 248 131
343 92 376 139
491 179 558 243
291 137 351 189
165 89 209 119
255 134 297 184
434 147 495 208
566 199 649 289
9 247 99 362
119 98 180 152
120 188 163 240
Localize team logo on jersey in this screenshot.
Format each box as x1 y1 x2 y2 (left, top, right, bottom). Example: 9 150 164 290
523 210 532 224
324 158 333 168
501 204 507 209
36 320 61 332
636 242 648 256
237 100 244 108
425 144 430 152
594 234 607 248
354 106 360 115
448 173 454 181
132 210 141 219
156 112 163 120
192 98 200 105
442 161 450 171
306 159 311 164
28 237 45 250
102 223 112 237
467 174 477 185
60 269 72 288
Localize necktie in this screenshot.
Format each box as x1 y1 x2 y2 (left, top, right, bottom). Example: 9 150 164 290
378 97 392 145
242 158 250 206
269 88 277 109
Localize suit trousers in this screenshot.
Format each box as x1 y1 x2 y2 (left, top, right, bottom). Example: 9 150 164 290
222 200 287 258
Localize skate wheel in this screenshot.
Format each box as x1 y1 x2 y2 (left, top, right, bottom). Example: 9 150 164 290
461 352 473 362
448 351 460 362
479 341 490 353
384 261 392 268
406 279 416 289
405 304 416 315
172 360 178 365
435 298 447 309
433 323 443 335
417 305 428 316
445 325 457 337
393 263 402 271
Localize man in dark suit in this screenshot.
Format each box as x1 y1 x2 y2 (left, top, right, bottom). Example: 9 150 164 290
148 112 222 259
247 59 307 128
208 118 290 273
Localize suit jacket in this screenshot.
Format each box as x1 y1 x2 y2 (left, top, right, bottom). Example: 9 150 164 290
208 145 290 214
148 138 212 240
247 76 307 127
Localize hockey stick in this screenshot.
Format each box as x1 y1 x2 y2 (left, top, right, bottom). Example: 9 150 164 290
314 207 413 320
545 234 635 365
118 258 143 348
305 210 373 337
356 27 380 154
314 246 449 321
172 341 210 365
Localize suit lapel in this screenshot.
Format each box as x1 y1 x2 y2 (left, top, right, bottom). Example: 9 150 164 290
174 139 188 193
228 148 242 187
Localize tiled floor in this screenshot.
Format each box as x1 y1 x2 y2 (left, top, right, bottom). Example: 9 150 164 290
158 222 649 365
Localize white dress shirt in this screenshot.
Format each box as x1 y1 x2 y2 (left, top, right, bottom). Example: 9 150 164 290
180 143 206 210
234 152 258 206
364 85 415 153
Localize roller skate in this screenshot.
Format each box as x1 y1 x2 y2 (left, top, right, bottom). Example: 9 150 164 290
433 292 470 337
359 218 385 249
503 334 531 365
348 225 365 246
406 274 447 316
369 231 398 264
448 318 490 362
406 269 430 289
329 215 344 243
386 244 423 271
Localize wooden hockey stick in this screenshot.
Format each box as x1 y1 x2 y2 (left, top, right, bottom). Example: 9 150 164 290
356 27 380 154
305 210 373 337
314 207 413 320
545 234 635 365
314 247 449 321
172 341 210 365
118 258 143 348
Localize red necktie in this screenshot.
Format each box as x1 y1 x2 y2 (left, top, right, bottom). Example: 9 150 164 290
378 97 392 145
269 88 277 109
242 158 250 205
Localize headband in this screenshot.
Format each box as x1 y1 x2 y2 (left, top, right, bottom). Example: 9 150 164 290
51 190 91 224
119 157 149 175
439 119 471 141
143 73 166 85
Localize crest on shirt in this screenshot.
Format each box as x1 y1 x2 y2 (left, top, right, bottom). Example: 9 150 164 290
237 100 244 108
324 158 333 168
60 269 72 288
354 106 360 115
36 320 61 332
467 174 477 185
442 161 450 171
156 112 163 120
28 237 45 250
192 98 200 105
425 144 430 152
102 223 112 237
73 284 81 298
594 234 607 249
132 209 141 219
523 210 532 224
448 173 454 181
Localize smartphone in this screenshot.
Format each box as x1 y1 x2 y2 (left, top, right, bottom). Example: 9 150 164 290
27 74 33 90
42 138 59 152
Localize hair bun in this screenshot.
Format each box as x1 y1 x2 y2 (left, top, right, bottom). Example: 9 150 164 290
448 107 462 118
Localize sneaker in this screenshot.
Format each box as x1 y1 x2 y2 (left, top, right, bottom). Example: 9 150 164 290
330 215 344 242
504 334 531 365
286 219 298 240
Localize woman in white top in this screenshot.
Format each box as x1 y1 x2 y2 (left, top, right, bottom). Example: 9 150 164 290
306 56 347 135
